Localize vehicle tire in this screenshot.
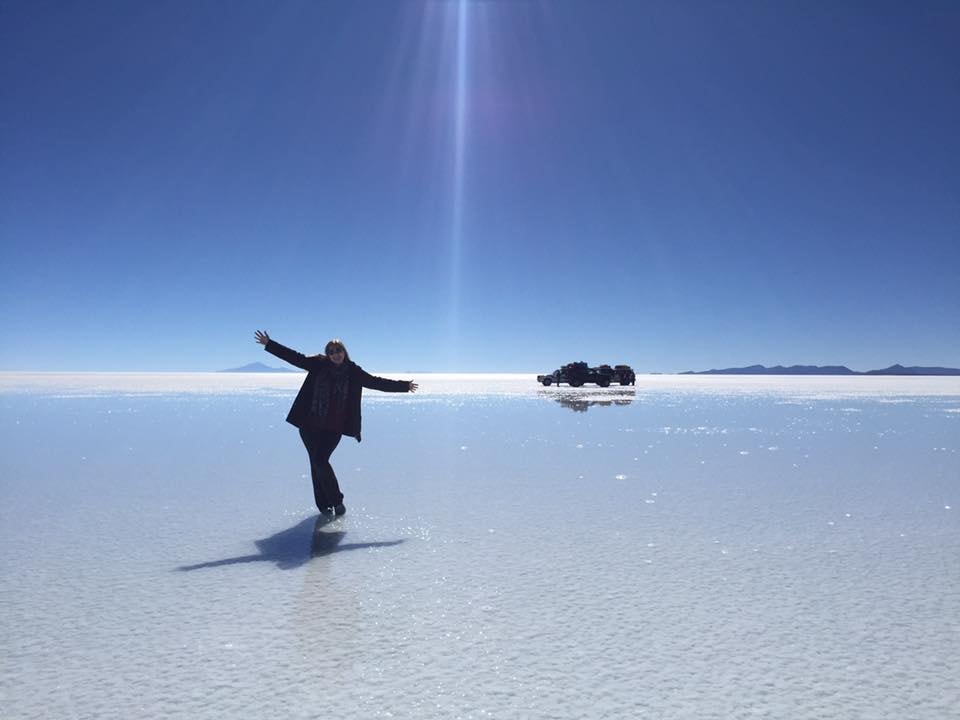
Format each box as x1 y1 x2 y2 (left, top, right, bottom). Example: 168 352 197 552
597 377 610 388
620 379 630 386
569 379 583 387
542 378 552 386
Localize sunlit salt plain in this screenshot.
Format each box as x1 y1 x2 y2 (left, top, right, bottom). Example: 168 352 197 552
2 373 958 719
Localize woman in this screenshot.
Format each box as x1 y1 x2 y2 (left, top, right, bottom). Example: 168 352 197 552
254 330 417 516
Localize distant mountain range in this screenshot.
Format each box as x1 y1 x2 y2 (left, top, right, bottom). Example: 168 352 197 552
217 361 960 376
681 364 960 376
218 362 298 373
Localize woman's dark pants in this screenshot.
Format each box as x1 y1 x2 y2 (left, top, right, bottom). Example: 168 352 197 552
298 428 343 510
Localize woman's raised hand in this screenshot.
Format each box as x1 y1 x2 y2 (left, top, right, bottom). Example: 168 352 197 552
254 330 271 346
408 381 418 393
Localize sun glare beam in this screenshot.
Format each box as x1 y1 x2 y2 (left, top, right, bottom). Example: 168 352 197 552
447 0 470 367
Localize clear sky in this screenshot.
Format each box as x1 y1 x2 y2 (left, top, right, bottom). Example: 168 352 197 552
2 0 958 373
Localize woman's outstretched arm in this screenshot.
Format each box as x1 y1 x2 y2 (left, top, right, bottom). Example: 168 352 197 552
254 330 314 371
357 367 418 393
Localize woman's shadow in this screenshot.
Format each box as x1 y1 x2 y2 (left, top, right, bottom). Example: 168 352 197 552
177 515 404 572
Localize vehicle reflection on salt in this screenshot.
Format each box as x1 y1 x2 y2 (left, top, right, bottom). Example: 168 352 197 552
538 387 635 412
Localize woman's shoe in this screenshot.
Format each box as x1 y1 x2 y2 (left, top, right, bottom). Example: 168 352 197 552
334 503 347 516
319 506 334 516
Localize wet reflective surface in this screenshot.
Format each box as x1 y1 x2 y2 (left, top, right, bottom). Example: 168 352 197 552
2 375 958 718
541 387 636 411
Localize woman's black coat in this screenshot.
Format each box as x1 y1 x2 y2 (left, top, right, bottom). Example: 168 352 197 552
264 339 410 442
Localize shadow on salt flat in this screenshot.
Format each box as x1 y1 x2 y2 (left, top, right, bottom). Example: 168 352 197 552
176 515 405 572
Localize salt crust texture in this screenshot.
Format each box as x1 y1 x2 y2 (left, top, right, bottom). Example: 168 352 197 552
1 375 958 718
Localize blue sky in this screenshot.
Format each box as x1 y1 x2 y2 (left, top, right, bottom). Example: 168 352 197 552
2 1 958 372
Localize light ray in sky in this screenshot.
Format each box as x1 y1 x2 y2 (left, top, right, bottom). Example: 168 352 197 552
447 0 470 366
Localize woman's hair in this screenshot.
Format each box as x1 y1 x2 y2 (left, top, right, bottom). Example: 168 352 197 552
325 338 350 363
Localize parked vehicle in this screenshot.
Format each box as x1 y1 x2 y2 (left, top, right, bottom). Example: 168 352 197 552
612 364 636 386
537 362 636 387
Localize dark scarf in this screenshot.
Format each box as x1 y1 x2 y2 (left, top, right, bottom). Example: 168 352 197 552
310 362 350 419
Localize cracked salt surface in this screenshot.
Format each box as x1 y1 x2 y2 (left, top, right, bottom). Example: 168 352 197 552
1 373 959 719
